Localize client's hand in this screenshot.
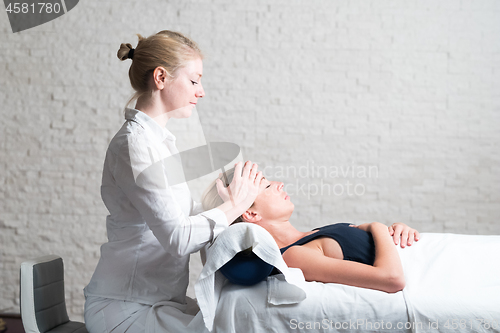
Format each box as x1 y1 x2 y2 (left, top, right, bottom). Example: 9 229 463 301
388 223 420 248
216 161 263 209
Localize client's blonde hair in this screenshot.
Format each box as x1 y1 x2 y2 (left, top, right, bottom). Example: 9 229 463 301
201 167 254 224
117 30 203 107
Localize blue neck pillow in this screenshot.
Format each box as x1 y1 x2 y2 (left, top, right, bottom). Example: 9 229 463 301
219 249 274 286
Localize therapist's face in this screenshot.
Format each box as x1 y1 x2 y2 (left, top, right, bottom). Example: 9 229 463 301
249 178 295 222
160 57 205 118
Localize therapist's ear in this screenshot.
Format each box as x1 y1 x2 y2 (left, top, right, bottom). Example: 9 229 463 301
152 66 170 90
241 210 262 223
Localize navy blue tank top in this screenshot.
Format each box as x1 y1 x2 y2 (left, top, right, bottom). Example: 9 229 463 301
280 223 375 265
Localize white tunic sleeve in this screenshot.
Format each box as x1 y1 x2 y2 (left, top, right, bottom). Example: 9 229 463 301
110 131 228 257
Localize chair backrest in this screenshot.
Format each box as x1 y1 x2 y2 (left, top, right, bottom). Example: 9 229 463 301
20 255 70 333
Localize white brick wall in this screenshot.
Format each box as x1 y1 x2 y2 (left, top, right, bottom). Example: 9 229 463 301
1 0 499 321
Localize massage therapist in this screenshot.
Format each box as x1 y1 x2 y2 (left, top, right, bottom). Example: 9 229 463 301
83 30 264 333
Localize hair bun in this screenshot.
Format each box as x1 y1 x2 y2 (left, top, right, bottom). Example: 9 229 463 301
117 43 134 61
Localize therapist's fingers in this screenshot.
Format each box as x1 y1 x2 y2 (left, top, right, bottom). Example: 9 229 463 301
249 163 258 180
254 171 264 185
241 160 253 179
215 178 227 195
216 178 234 205
233 161 244 181
226 161 260 206
245 165 261 200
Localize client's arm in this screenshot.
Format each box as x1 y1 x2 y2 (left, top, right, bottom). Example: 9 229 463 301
281 222 405 293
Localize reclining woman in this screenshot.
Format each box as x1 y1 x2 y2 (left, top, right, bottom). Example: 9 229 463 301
201 167 420 294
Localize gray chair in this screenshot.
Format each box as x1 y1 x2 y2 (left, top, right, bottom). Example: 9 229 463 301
20 255 88 333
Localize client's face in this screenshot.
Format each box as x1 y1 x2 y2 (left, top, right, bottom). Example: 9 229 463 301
250 178 295 222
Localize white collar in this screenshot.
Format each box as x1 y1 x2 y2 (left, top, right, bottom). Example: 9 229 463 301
124 108 176 142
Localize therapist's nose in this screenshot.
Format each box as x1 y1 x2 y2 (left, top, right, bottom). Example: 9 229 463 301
196 83 205 98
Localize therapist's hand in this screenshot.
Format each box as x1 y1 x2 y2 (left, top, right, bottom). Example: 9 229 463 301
388 222 420 248
216 161 263 209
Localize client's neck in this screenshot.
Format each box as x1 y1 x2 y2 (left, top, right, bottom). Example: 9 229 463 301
258 220 310 249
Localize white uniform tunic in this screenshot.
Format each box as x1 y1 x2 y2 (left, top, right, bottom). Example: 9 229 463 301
84 108 227 332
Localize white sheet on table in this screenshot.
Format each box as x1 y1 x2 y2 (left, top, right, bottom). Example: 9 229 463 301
211 232 500 333
213 276 408 333
398 233 500 333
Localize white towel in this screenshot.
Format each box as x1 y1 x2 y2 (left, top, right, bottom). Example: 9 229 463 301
194 223 306 331
267 268 306 305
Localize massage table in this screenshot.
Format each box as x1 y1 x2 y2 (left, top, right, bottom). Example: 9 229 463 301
194 224 500 333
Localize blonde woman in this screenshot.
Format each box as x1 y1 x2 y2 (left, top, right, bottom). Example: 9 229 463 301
84 31 264 333
202 168 420 293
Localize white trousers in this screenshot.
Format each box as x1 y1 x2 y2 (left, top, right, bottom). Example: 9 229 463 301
84 296 150 333
84 296 203 333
